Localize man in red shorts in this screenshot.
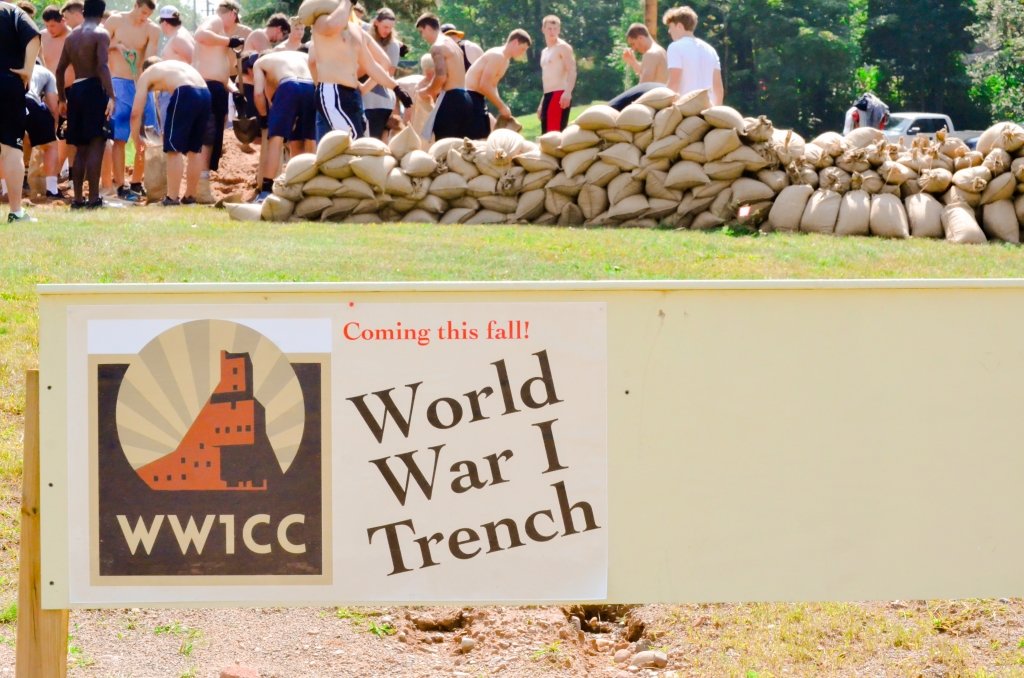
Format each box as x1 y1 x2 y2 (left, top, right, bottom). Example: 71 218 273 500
536 14 575 134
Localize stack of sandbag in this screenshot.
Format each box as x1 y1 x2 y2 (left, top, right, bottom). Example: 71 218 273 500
239 90 1024 245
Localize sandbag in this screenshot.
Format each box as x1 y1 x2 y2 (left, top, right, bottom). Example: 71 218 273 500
767 184 814 232
577 185 608 220
598 143 641 171
818 167 852 194
731 178 775 204
878 161 917 186
982 148 1012 176
562 147 601 178
607 173 643 204
868 193 910 238
260 194 294 222
844 127 885 148
756 169 789 193
347 137 389 156
942 202 987 244
652 106 684 140
742 115 774 143
675 88 711 117
644 171 682 202
677 141 707 164
558 203 585 227
675 116 711 145
691 211 725 230
319 153 354 179
478 195 518 214
298 0 338 26
546 172 585 197
633 128 654 152
429 137 465 161
429 172 469 200
388 125 422 160
573 105 619 130
537 132 566 158
272 175 303 202
465 209 507 225
584 160 620 187
515 151 560 173
704 160 744 181
447 147 481 180
616 103 655 132
336 177 376 200
314 131 351 164
607 194 649 221
521 169 554 192
466 174 498 198
385 168 414 197
513 189 546 221
701 105 745 130
142 139 167 202
810 131 850 157
559 125 601 152
918 168 952 194
980 172 1016 205
284 153 318 184
302 175 343 197
644 134 686 161
486 128 529 163
441 207 477 224
703 128 742 162
982 200 1019 243
635 86 677 110
403 208 438 223
722 144 771 172
416 194 448 214
952 166 992 193
544 189 572 215
835 190 870 236
800 189 841 234
976 121 1024 156
904 193 943 238
401 150 437 177
294 196 332 220
597 127 634 144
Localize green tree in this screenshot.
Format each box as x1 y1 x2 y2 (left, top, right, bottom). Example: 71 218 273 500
863 0 987 127
968 0 1024 122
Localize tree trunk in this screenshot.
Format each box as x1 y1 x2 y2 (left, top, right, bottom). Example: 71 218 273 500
645 0 658 40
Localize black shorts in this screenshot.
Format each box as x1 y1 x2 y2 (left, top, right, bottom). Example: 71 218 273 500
365 108 391 139
0 73 27 150
25 96 57 146
466 90 490 140
431 88 474 141
203 80 229 171
65 77 110 146
316 83 366 138
607 82 664 111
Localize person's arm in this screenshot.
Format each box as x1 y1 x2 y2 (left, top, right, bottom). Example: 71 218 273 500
196 18 236 47
315 0 353 35
418 44 445 97
96 31 115 117
712 67 723 106
358 36 399 90
307 42 318 81
622 48 640 76
144 22 160 60
45 91 59 125
55 44 69 111
638 52 661 83
477 60 510 118
252 63 268 116
128 71 151 149
558 43 575 109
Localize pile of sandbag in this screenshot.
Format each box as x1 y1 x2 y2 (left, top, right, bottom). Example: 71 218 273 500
233 86 1024 245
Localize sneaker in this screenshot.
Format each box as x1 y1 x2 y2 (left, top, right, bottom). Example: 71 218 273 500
46 190 67 201
181 196 196 205
251 191 271 204
86 198 104 209
8 210 37 223
116 186 141 202
70 200 87 210
161 196 181 206
130 183 147 197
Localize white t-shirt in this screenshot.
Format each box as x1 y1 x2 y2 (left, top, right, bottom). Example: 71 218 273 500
666 36 720 96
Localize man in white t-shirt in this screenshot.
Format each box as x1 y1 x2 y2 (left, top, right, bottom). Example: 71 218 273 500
664 6 723 105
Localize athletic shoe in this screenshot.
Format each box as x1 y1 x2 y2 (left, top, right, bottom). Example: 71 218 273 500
116 186 141 202
70 200 87 210
181 196 196 205
161 196 181 206
130 183 147 197
86 198 104 209
46 190 67 201
7 211 37 223
251 191 271 204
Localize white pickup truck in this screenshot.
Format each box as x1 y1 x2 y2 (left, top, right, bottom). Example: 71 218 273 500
882 113 956 142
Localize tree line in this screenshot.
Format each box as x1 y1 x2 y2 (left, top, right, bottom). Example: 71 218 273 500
232 0 1024 135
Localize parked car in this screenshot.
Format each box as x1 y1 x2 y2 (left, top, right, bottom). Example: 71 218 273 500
882 113 956 143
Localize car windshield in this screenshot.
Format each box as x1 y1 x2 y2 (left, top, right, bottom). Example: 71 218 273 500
887 115 912 133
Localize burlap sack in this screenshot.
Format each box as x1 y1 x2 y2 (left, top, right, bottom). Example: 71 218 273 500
767 184 814 232
676 191 715 217
607 173 643 204
756 169 789 193
772 129 806 165
401 150 437 177
709 187 735 220
466 175 498 198
388 125 422 160
401 208 436 223
675 116 711 145
1016 194 1024 225
294 195 332 220
607 194 649 220
450 195 480 210
384 168 414 196
722 144 770 172
516 151 560 173
676 88 711 117
704 160 745 181
559 125 601 152
347 137 389 156
522 169 554 192
810 131 849 157
976 121 1024 156
350 155 397 189
302 175 343 197
742 115 774 143
645 198 678 219
574 105 619 130
416 194 448 214
544 189 571 215
678 141 707 164
635 86 677 110
633 157 670 180
703 128 742 162
731 178 775 204
298 0 337 25
584 160 620 187
336 177 376 200
314 131 351 164
652 106 684 141
562 147 600 178
835 190 871 236
982 148 1012 176
577 184 608 220
546 172 585 197
319 154 354 179
818 167 852 193
598 143 641 171
868 192 910 238
141 141 167 202
597 127 634 144
644 134 686 161
980 172 1016 205
537 131 566 158
942 186 982 207
799 189 841 234
1012 157 1024 183
942 202 987 244
284 153 318 184
440 207 477 224
558 203 585 227
852 170 884 194
701 105 744 131
633 128 654 152
692 179 732 199
429 172 469 200
691 211 725 230
644 171 682 202
429 137 465 161
982 200 1019 243
918 168 952 194
616 103 655 132
478 195 518 214
445 147 481 180
513 189 546 221
904 193 943 238
465 209 506 225
255 194 292 222
486 129 529 162
877 161 917 186
953 166 992 193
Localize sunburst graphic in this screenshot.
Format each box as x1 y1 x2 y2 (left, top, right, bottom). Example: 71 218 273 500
115 320 305 477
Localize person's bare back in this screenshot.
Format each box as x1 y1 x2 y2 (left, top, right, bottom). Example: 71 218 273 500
56 19 112 96
430 34 465 91
161 27 194 63
254 50 310 91
136 58 206 94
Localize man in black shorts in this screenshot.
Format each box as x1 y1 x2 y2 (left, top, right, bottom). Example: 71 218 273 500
24 62 63 200
56 0 115 208
0 0 41 222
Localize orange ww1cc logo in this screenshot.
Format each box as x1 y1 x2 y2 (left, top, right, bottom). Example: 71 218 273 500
96 320 325 578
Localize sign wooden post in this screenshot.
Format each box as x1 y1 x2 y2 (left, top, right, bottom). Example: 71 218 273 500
16 370 68 677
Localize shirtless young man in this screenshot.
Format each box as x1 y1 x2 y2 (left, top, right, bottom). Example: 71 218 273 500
105 0 160 200
40 5 73 178
251 50 315 201
158 6 194 63
537 15 575 133
607 23 669 111
464 29 531 140
130 57 210 205
307 0 411 140
193 0 245 202
274 16 306 52
238 13 288 163
415 13 471 141
56 0 114 208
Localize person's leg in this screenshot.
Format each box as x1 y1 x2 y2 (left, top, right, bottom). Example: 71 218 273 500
85 136 107 205
112 139 126 190
100 140 113 195
42 143 59 195
261 136 285 184
184 151 202 199
70 143 86 203
1 144 26 214
165 151 183 201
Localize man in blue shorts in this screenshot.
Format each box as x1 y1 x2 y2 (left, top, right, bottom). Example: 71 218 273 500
251 50 315 202
130 57 211 205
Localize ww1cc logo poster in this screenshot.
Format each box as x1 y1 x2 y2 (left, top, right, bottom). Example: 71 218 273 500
63 300 607 606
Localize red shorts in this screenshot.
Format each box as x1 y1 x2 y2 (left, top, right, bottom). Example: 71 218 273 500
541 90 570 134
